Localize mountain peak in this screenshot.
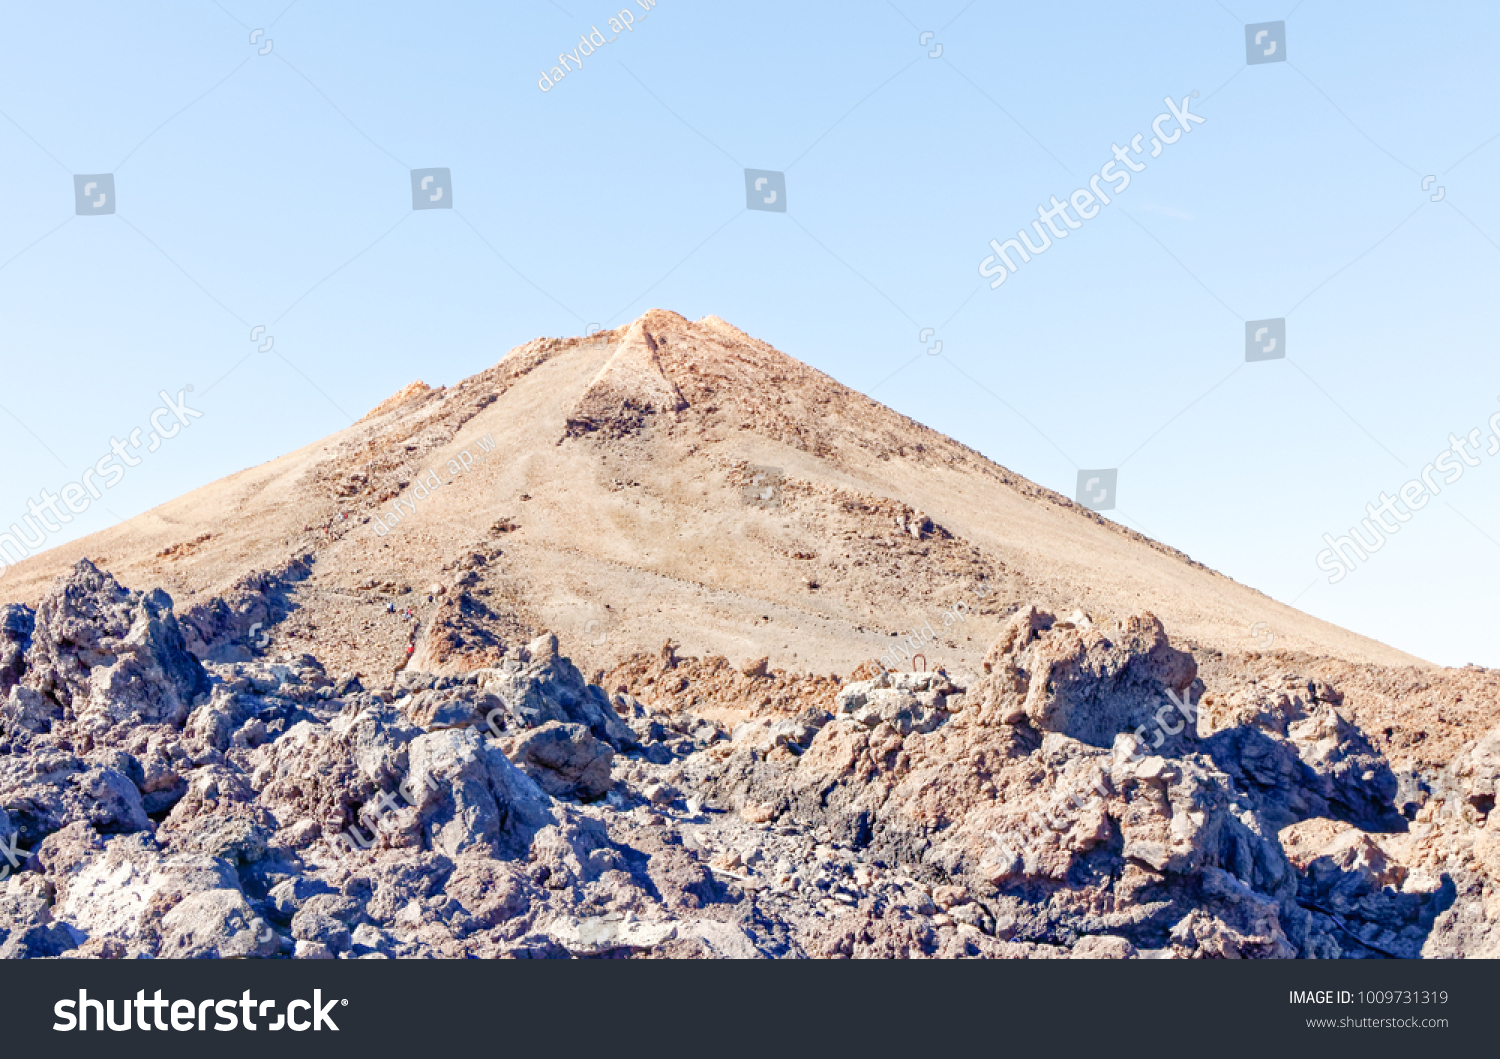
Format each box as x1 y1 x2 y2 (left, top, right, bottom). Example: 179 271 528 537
0 313 1423 689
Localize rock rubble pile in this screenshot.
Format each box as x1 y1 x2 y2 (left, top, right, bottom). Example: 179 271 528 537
0 562 1491 958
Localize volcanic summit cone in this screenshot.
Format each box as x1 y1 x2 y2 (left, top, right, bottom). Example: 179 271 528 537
0 309 1421 683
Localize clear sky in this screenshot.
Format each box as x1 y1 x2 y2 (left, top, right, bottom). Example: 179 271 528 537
0 0 1496 667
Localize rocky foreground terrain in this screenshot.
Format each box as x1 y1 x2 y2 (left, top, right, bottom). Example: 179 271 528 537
2 558 1497 959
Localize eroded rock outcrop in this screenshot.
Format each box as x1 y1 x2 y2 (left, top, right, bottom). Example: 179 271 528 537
22 560 209 728
969 606 1200 749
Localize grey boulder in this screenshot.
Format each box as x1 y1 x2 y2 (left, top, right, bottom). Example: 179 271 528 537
505 722 614 801
158 889 279 959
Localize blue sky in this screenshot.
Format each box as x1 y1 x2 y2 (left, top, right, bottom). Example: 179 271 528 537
0 0 1496 667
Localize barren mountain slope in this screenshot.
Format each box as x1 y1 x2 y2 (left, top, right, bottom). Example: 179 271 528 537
0 309 1425 686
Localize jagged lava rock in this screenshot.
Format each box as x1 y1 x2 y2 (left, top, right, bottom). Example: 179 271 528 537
22 560 209 728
